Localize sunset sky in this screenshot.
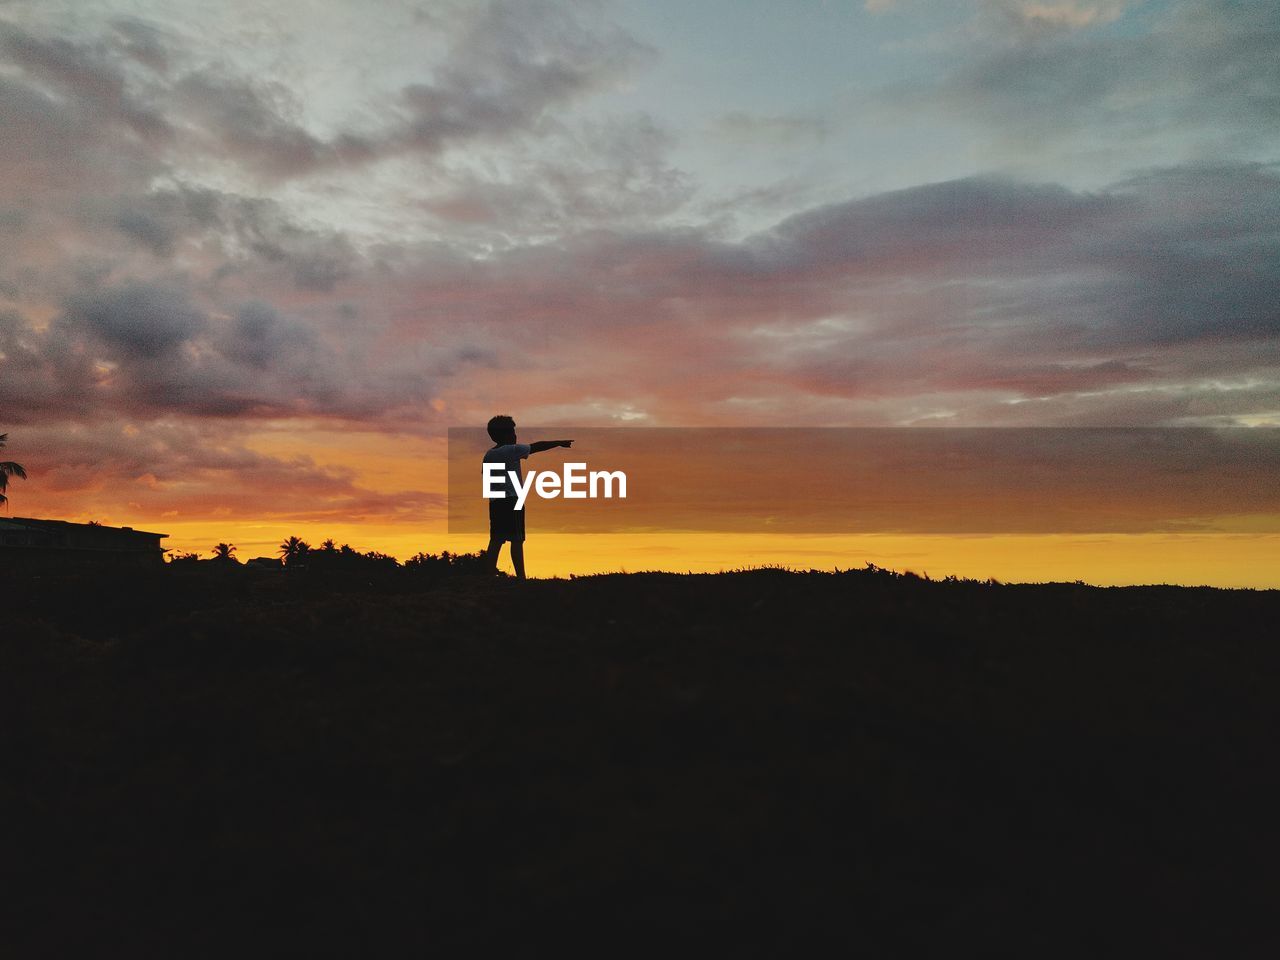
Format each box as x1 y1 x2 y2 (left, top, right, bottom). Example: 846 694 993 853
1 0 1277 583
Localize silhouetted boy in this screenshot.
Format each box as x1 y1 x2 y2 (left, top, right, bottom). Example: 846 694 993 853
482 415 572 580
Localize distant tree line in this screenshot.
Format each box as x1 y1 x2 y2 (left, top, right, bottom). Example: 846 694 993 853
165 537 490 576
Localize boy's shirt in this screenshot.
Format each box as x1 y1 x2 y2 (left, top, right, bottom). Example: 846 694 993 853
482 443 531 504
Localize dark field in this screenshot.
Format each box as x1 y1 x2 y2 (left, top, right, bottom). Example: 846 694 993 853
4 565 1278 956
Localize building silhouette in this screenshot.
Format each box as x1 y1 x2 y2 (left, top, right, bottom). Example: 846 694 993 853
0 517 167 568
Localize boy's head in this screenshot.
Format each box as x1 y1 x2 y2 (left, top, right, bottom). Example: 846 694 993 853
487 414 516 444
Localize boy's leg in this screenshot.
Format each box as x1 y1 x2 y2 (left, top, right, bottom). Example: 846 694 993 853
510 540 526 580
483 535 503 573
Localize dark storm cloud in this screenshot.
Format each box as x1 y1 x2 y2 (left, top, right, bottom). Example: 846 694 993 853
219 301 318 371
219 197 359 292
1076 164 1280 343
0 307 97 421
758 176 1121 275
750 164 1280 345
114 208 177 257
0 21 170 141
59 281 205 359
1 270 465 426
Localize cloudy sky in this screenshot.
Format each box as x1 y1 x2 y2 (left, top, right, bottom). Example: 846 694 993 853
1 0 1277 572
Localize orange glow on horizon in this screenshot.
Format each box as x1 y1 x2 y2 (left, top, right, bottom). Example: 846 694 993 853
121 522 1280 590
14 425 1279 589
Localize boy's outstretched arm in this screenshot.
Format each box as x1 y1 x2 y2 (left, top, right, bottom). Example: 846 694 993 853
528 439 573 454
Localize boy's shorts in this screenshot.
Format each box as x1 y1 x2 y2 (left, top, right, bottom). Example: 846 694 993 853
488 498 525 543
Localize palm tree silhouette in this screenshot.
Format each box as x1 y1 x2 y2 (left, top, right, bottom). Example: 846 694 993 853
278 536 311 566
0 433 28 509
211 542 237 561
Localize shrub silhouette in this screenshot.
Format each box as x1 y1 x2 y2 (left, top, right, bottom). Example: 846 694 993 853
404 549 490 577
4 564 1278 956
